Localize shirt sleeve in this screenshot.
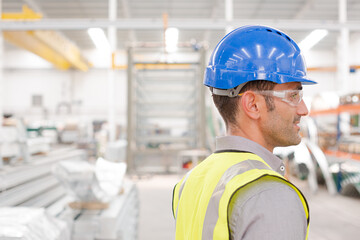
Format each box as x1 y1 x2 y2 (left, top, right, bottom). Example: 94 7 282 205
229 178 307 240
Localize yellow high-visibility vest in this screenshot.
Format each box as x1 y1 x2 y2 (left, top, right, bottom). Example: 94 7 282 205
172 152 309 240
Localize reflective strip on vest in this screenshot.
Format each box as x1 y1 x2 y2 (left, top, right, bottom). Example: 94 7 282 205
173 152 310 240
202 160 270 239
174 169 193 219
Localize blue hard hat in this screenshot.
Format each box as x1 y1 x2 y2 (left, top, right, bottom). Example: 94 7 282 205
204 25 317 91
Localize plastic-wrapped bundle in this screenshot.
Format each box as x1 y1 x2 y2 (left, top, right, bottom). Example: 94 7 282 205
95 157 127 198
52 158 127 203
52 160 98 202
0 207 70 240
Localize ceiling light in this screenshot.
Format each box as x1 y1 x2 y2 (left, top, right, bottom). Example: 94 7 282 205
299 29 328 52
165 27 179 53
87 28 111 53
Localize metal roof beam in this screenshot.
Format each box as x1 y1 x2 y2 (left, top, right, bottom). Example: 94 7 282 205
203 0 222 42
23 0 47 18
2 18 360 31
120 0 136 42
293 0 315 19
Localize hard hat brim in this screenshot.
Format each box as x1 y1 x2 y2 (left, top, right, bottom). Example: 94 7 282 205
204 68 317 90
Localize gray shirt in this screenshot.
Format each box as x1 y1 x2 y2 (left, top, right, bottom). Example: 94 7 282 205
216 136 308 240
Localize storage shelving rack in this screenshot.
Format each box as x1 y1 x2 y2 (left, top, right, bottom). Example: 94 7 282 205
310 103 360 195
311 103 360 160
126 47 206 173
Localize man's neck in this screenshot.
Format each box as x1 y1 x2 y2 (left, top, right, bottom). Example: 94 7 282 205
227 125 274 152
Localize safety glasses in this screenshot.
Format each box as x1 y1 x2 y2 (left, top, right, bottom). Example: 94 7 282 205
239 89 304 107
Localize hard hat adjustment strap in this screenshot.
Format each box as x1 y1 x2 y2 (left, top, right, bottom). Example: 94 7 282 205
212 83 246 98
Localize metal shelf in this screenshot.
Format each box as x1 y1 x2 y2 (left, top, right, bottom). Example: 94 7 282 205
127 48 207 173
311 104 360 116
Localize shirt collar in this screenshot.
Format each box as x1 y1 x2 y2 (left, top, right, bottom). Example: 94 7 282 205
215 136 285 176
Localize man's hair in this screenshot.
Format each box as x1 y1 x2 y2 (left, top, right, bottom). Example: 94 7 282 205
212 80 276 128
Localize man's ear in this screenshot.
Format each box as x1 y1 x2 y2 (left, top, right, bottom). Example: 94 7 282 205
240 91 261 120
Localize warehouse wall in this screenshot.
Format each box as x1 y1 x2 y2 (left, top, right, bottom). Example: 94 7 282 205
72 69 127 125
3 50 128 126
304 50 337 96
4 69 67 114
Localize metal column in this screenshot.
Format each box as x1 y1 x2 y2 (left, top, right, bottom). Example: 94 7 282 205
337 0 350 94
126 47 135 172
108 0 117 142
198 48 207 149
225 0 234 34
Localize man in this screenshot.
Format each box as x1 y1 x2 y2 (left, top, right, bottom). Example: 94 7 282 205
172 25 317 240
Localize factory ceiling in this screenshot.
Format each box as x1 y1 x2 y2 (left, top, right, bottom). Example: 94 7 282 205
2 0 360 53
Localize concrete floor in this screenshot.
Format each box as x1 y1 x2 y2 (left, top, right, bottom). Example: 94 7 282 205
293 178 360 240
135 174 180 240
135 174 360 240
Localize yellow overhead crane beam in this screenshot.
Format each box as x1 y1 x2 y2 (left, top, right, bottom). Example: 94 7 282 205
2 5 91 71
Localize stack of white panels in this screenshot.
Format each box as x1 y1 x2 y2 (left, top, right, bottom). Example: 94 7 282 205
71 180 139 240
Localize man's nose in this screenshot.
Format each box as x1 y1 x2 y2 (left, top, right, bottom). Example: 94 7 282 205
297 100 309 116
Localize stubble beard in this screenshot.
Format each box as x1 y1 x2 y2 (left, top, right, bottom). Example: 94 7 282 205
264 115 302 149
